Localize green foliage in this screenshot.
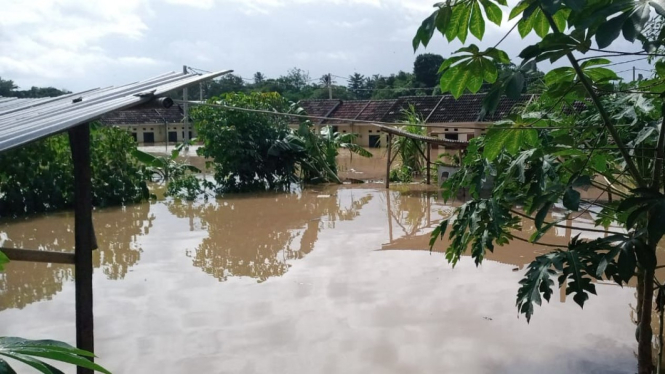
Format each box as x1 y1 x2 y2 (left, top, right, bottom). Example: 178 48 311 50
192 92 371 192
415 0 665 353
391 106 427 174
0 337 110 374
0 125 148 217
413 53 445 87
0 251 8 272
0 77 69 98
389 165 414 183
192 92 298 192
131 141 207 201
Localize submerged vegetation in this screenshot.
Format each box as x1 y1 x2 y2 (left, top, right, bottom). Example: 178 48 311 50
414 0 665 371
0 125 148 217
192 92 371 192
389 106 427 183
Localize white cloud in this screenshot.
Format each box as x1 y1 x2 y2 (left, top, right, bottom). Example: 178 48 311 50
164 0 216 8
0 0 155 89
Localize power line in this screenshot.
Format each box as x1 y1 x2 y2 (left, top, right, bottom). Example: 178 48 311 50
605 57 649 67
172 99 630 131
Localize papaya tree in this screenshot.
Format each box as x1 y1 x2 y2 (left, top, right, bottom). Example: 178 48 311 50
414 1 665 372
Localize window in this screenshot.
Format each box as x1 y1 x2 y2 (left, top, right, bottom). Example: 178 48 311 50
369 130 373 133
444 133 459 140
444 128 449 132
454 128 458 132
150 128 153 130
342 130 347 133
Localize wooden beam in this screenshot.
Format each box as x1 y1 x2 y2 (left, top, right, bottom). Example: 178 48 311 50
385 133 393 189
426 142 431 185
1 247 75 264
69 123 95 373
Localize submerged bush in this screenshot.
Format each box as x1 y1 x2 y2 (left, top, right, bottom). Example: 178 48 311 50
193 92 362 192
0 125 148 217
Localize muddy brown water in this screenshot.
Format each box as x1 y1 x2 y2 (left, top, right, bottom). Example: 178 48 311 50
0 183 640 374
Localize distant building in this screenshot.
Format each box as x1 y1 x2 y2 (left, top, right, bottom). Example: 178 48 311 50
100 106 193 144
100 94 534 147
297 94 535 148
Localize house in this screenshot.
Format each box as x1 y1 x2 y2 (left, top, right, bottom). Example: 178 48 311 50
100 105 193 144
297 94 535 148
100 93 534 147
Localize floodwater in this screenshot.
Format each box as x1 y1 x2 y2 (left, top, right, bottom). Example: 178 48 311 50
0 185 640 373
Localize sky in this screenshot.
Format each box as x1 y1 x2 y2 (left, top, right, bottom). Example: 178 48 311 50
0 0 655 92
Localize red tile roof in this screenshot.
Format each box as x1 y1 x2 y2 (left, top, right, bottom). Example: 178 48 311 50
298 94 534 124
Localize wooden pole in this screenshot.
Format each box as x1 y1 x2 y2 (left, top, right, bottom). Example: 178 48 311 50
385 134 392 189
387 190 393 242
183 65 189 143
69 124 95 373
426 142 431 185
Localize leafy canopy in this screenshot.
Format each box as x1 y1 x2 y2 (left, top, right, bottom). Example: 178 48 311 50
413 0 665 339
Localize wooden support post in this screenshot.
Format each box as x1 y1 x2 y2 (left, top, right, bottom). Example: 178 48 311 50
69 124 95 373
426 142 431 185
385 133 393 189
386 190 393 243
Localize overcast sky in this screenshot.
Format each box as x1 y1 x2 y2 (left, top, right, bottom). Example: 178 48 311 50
0 0 654 92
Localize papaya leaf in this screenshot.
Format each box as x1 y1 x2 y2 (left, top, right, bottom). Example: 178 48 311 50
469 1 486 39
533 9 550 38
480 0 503 25
457 4 472 43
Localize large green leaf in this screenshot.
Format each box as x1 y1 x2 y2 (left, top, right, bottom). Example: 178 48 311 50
596 14 629 48
516 253 559 322
413 10 438 50
518 11 536 37
533 9 550 38
0 250 8 271
510 0 533 20
469 1 486 39
563 187 581 211
449 63 473 98
480 0 503 25
551 9 570 31
506 72 525 98
480 58 499 83
0 337 111 374
467 60 484 92
457 3 472 43
483 127 538 160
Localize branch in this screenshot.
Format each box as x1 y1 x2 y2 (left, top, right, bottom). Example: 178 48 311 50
494 23 518 49
653 104 665 192
542 10 646 188
512 234 563 248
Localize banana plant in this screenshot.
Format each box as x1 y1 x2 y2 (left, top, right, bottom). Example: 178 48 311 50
131 141 201 182
0 337 110 374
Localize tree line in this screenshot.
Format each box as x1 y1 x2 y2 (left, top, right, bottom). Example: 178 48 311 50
197 53 544 102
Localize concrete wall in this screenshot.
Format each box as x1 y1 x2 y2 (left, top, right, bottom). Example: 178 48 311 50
116 123 196 144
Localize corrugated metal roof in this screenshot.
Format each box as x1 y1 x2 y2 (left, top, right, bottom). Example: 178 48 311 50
0 69 231 152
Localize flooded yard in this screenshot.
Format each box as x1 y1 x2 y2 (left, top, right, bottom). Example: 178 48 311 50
0 185 638 373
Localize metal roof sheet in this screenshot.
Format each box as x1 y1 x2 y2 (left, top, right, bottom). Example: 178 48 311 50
0 69 231 152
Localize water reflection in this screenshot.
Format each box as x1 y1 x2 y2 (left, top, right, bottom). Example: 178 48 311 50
166 188 372 282
0 203 154 310
380 189 631 268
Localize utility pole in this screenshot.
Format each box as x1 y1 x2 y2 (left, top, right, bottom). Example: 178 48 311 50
328 73 333 99
183 65 189 143
633 66 636 82
199 82 203 102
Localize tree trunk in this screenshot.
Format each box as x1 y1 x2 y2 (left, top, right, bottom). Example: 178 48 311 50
638 268 655 374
